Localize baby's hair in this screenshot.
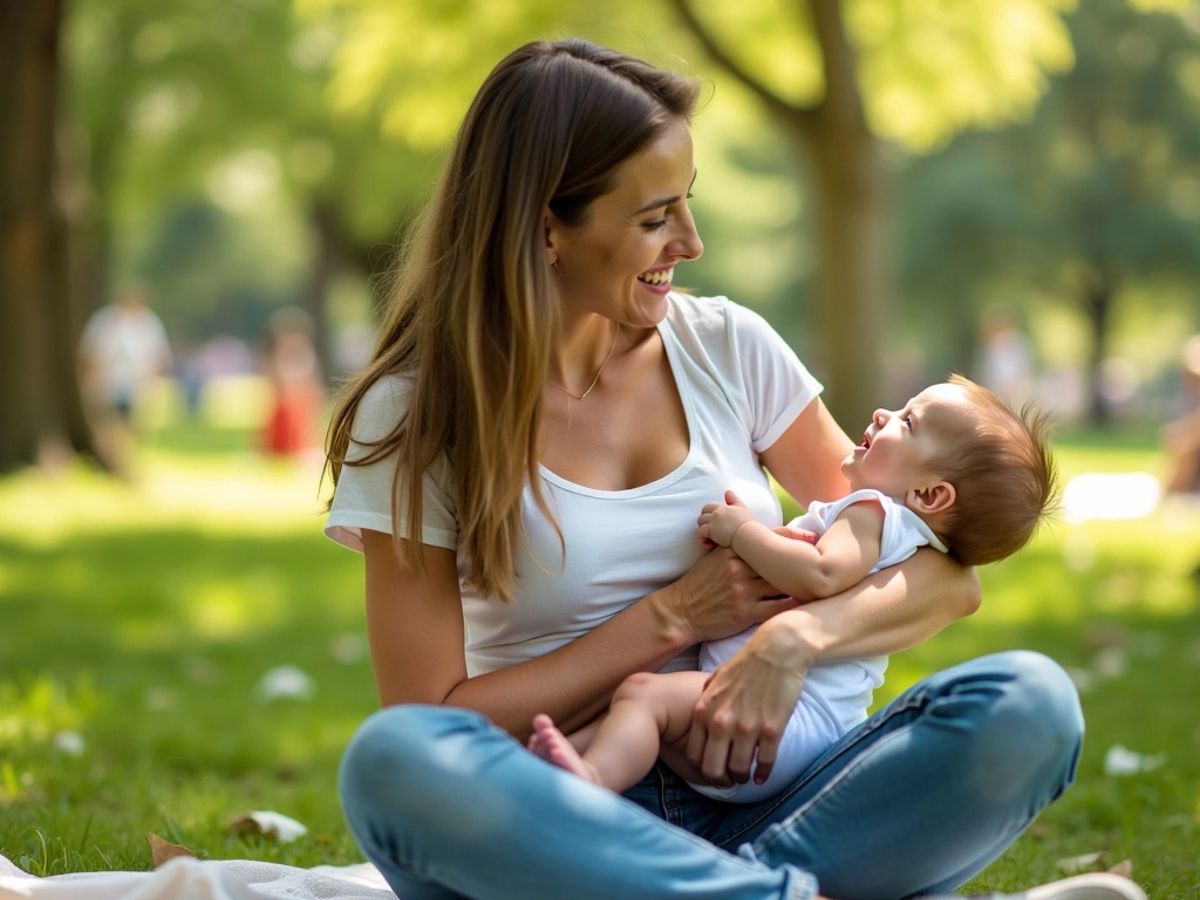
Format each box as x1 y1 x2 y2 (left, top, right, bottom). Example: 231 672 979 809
934 374 1058 566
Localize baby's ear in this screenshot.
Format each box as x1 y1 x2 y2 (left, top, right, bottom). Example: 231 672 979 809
907 481 955 515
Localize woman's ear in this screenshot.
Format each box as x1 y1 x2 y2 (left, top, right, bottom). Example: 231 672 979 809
907 481 956 515
544 210 559 267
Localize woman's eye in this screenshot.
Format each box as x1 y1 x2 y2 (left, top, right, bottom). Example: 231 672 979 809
641 219 667 231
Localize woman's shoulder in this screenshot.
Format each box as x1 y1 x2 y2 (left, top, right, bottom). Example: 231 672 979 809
350 370 416 445
665 292 732 337
665 292 783 350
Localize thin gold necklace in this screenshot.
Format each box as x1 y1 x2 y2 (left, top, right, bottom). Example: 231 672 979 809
549 323 620 401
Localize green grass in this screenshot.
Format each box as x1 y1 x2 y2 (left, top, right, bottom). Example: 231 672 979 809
1 426 1197 896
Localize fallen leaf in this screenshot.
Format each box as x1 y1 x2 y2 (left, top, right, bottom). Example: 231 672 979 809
1104 744 1166 776
146 832 196 868
1066 668 1097 693
1093 647 1129 679
52 731 85 757
1084 623 1127 650
143 686 177 712
254 666 315 702
228 810 308 843
330 632 367 664
1108 859 1134 878
1056 851 1104 873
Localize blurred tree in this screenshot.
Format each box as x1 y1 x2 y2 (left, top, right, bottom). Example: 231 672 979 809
896 0 1200 423
65 0 436 382
669 0 1076 425
1019 0 1200 423
308 0 1075 426
0 0 97 472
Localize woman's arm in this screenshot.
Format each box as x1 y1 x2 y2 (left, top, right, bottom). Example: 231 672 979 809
758 395 982 632
361 529 798 741
687 547 980 786
684 400 981 786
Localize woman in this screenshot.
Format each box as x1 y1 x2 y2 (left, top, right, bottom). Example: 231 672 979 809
325 39 1139 900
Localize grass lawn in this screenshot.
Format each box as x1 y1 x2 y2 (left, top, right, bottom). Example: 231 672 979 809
1 423 1197 896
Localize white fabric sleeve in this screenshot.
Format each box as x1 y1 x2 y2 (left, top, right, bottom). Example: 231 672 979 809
724 301 823 453
324 375 458 553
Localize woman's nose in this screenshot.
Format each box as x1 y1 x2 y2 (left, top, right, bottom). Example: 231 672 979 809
670 210 703 261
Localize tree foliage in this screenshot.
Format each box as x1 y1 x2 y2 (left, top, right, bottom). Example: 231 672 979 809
896 0 1200 421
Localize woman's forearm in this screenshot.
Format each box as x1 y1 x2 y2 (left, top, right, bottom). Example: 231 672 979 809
443 589 691 739
442 544 798 739
756 548 980 669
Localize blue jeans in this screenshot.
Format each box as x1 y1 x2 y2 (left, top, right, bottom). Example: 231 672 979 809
339 651 1083 900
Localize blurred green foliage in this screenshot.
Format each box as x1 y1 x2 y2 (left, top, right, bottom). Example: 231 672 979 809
62 0 1200 412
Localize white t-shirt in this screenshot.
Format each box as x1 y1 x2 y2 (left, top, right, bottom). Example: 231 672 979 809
325 293 822 677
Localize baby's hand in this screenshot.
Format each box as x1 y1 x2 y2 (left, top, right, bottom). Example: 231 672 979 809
697 491 755 548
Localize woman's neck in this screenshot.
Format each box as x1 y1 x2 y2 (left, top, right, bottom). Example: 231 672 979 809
548 313 621 390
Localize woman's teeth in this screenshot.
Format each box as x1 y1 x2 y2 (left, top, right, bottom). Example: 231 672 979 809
638 268 673 286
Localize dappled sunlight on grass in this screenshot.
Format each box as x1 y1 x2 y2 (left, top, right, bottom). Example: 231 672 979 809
0 675 100 751
0 442 328 545
177 573 288 642
0 426 1197 892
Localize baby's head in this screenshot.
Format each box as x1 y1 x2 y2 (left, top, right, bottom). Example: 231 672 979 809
842 374 1057 565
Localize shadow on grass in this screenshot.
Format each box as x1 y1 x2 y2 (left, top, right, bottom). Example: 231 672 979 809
1 519 1197 893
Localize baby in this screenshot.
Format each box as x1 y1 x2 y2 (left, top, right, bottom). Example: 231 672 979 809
529 374 1058 803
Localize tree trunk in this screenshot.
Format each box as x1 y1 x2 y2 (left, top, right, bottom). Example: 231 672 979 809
0 0 78 472
802 115 886 430
1082 269 1117 426
672 0 886 430
303 200 340 385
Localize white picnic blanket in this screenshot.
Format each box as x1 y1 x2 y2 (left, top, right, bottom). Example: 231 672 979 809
0 855 395 899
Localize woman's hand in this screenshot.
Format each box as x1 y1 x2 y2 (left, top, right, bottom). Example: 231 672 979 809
652 547 799 647
686 617 814 786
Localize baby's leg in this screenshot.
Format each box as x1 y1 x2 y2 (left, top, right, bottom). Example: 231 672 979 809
530 671 709 793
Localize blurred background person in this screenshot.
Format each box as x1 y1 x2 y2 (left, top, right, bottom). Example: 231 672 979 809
78 283 172 478
1163 334 1200 495
974 305 1035 411
260 306 323 460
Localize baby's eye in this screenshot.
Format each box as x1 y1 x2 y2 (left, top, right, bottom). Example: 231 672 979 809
902 415 913 428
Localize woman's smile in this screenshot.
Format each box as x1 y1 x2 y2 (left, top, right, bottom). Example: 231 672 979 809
637 265 675 294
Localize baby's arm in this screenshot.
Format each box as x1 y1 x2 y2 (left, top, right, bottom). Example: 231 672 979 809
701 500 884 601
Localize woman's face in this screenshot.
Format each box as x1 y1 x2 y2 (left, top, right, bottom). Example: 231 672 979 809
548 117 703 328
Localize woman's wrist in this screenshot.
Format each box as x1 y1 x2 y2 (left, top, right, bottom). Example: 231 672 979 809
748 611 821 672
644 584 700 652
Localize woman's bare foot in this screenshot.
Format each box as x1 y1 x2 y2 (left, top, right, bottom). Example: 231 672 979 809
529 714 601 784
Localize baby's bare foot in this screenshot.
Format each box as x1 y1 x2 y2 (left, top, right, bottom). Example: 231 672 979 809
530 714 600 784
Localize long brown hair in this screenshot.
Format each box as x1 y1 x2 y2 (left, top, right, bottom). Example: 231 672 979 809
326 40 700 601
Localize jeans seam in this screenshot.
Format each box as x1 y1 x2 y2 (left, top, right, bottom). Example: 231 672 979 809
717 691 930 848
